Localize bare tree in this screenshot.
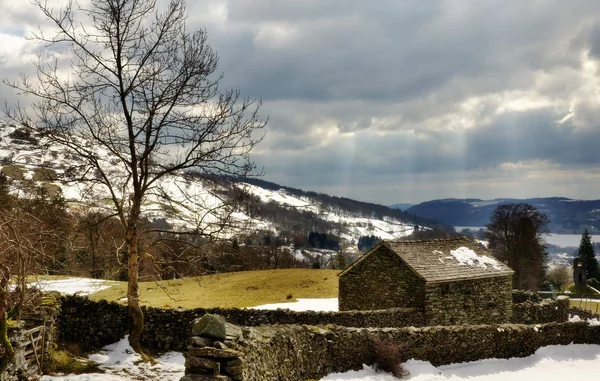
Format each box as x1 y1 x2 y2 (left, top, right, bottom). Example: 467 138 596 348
485 203 549 290
0 188 70 371
72 211 125 279
5 0 265 354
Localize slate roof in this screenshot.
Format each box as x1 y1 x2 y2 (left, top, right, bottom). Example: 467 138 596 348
340 237 514 283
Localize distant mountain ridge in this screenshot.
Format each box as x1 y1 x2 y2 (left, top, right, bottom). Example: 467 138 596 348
406 197 600 234
389 203 415 211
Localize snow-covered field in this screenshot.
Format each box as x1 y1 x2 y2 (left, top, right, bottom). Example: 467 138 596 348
251 298 339 311
40 342 600 381
324 344 600 380
31 278 118 295
41 336 184 381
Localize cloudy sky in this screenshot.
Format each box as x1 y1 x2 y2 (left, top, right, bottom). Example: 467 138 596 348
2 0 600 205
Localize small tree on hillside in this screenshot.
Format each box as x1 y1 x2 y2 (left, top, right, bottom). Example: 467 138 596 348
577 229 599 281
5 0 266 354
485 203 549 290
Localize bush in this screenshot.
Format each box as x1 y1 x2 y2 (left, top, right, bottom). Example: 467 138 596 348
0 165 25 180
372 338 408 378
32 167 58 181
8 127 38 145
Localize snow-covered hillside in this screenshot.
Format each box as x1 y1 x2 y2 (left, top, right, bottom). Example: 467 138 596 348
242 183 417 241
0 121 266 236
0 121 420 245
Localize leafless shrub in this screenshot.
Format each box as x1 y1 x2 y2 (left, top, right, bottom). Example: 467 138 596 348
372 338 409 378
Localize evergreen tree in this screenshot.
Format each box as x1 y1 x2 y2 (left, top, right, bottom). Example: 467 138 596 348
578 229 599 281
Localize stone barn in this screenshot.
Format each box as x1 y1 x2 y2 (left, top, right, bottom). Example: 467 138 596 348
338 237 514 325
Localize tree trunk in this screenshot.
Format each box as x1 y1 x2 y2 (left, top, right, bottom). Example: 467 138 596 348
126 224 144 354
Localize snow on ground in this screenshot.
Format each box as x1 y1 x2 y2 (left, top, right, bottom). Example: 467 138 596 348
41 336 184 381
322 344 600 381
242 183 315 210
30 278 118 295
569 314 600 325
250 298 339 312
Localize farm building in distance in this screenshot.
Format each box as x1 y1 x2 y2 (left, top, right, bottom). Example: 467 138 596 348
338 237 514 325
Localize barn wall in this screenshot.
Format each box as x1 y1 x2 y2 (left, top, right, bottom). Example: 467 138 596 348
338 245 425 311
424 275 513 325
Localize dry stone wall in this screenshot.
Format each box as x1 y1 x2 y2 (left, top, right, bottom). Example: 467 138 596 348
233 321 600 381
512 290 542 303
569 306 600 320
58 295 424 351
425 276 513 325
58 295 571 353
181 314 246 380
339 245 425 311
511 296 570 324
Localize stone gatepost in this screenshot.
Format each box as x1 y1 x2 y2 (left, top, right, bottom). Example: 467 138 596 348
573 258 586 286
180 314 245 381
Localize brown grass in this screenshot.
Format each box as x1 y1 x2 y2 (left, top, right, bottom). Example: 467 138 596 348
90 268 340 309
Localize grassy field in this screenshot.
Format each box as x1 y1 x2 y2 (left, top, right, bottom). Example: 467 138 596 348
570 299 600 314
89 268 340 309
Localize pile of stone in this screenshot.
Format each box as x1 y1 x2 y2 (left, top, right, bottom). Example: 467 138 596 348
180 314 245 381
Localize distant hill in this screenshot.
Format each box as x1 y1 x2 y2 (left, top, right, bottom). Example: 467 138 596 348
406 198 600 234
389 203 415 211
239 177 454 240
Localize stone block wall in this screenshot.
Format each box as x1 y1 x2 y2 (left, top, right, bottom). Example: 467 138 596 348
512 290 543 303
58 297 130 350
339 245 425 311
569 306 600 320
233 322 600 381
58 295 426 351
57 295 571 353
511 296 569 324
425 276 513 325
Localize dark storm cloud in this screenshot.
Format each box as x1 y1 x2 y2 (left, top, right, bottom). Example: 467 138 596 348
5 0 600 202
210 0 587 103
